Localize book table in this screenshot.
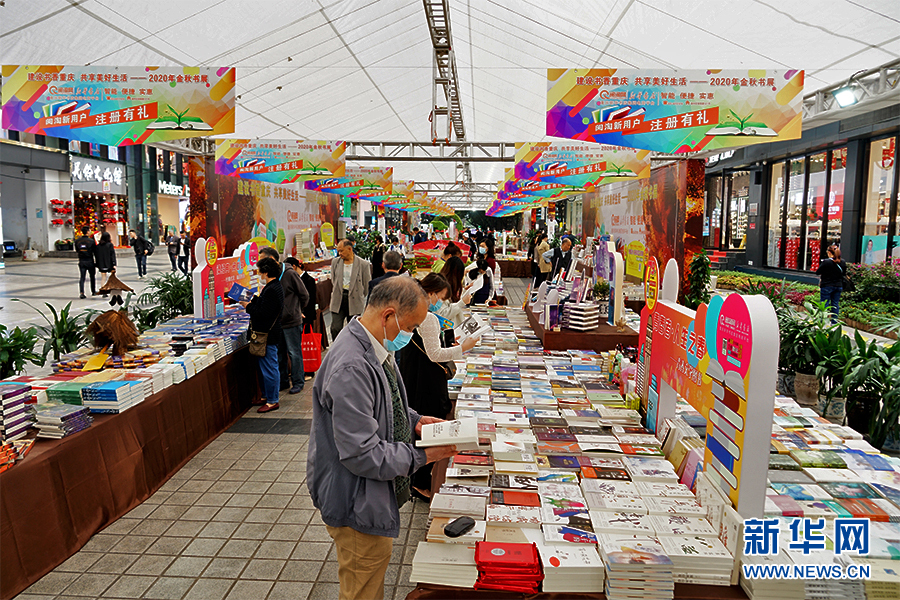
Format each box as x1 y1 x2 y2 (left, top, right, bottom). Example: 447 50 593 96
524 305 639 352
0 350 259 600
496 259 532 278
406 582 750 600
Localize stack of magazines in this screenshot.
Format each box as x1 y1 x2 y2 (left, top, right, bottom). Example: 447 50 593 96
35 405 93 439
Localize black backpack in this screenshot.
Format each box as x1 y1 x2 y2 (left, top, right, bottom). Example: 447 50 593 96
145 239 155 255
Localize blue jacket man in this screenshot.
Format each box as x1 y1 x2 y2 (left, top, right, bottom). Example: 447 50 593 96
307 276 456 600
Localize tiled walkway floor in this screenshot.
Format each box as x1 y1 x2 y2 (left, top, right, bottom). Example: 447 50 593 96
15 276 533 600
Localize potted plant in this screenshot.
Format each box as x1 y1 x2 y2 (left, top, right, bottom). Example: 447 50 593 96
54 238 74 251
812 326 853 422
592 278 611 319
840 330 900 445
781 300 838 406
0 324 45 379
684 249 711 310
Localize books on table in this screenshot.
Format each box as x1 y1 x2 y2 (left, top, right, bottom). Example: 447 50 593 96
417 418 480 452
537 544 605 593
600 535 674 600
409 541 478 588
426 517 487 545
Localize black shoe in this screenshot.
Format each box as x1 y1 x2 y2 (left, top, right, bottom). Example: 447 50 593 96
79 294 86 299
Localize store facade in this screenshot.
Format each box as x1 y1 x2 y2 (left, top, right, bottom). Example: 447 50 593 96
124 145 190 245
705 105 899 273
70 155 128 246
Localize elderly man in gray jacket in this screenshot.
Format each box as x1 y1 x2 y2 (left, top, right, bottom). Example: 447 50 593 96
307 276 457 600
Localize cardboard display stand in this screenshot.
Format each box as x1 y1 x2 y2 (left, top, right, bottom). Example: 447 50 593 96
193 237 260 319
637 258 779 517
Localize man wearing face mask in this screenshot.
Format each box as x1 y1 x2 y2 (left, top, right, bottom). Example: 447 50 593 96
308 276 458 600
542 236 574 280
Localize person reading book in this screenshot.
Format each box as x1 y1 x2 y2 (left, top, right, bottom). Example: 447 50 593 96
399 274 480 500
307 276 457 600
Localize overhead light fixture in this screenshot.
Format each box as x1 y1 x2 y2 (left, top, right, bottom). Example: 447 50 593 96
832 69 866 108
832 86 858 108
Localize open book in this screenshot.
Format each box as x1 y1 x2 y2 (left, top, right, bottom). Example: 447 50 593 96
146 105 213 130
226 282 254 303
707 110 777 136
600 162 638 177
416 418 480 451
454 313 490 343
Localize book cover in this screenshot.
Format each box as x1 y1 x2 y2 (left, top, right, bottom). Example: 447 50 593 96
542 523 598 545
819 481 879 499
581 466 631 481
490 490 541 507
490 474 538 490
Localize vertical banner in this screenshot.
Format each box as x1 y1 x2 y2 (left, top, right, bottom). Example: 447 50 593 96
547 68 803 153
641 259 778 517
2 65 235 146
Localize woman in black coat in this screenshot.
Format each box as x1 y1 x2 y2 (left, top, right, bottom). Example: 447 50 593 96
371 235 385 279
94 232 117 296
241 257 284 413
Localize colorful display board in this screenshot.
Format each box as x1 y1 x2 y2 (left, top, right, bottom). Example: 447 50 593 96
638 259 779 517
2 65 235 146
547 68 804 153
214 140 345 184
582 159 704 290
193 238 259 319
514 142 651 189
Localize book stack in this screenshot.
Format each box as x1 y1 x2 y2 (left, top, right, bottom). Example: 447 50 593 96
34 404 93 439
561 303 601 331
1 384 35 441
428 493 488 529
740 553 803 600
46 381 88 405
474 541 543 593
81 381 147 413
0 439 35 473
838 557 900 600
658 535 733 585
537 544 606 593
426 518 487 545
409 541 478 588
600 535 674 600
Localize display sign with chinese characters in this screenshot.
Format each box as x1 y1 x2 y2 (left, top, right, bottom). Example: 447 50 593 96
547 68 804 153
215 140 345 184
638 258 779 517
2 65 235 146
514 142 651 190
71 158 125 194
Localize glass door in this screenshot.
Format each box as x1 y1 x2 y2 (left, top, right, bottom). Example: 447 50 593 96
728 171 750 250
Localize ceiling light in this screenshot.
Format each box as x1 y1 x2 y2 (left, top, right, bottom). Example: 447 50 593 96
832 86 858 108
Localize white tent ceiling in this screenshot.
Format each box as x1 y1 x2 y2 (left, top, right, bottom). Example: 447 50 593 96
2 0 899 188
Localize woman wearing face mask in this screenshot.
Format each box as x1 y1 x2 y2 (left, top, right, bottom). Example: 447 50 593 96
399 273 479 500
477 240 497 272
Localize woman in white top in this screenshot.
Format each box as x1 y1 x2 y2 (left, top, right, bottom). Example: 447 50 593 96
437 256 469 326
399 273 479 499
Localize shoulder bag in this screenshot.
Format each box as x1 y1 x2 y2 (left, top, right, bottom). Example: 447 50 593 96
248 292 275 357
838 262 855 292
411 337 455 381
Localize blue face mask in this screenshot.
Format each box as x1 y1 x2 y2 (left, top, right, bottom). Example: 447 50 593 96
428 299 443 313
478 246 487 254
383 313 413 352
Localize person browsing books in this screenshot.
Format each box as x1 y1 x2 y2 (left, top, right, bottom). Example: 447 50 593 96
329 238 372 342
239 257 284 413
307 276 457 600
464 258 494 305
368 250 403 295
259 247 309 395
542 236 573 280
399 273 479 500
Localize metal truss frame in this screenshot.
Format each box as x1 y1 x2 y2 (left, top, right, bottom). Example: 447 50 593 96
802 58 900 123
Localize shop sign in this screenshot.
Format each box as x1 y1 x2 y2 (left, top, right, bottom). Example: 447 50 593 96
215 139 345 183
706 151 735 166
71 158 125 194
2 65 235 146
158 180 189 196
547 68 804 153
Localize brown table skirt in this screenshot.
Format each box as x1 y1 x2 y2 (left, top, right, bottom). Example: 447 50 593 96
0 350 258 600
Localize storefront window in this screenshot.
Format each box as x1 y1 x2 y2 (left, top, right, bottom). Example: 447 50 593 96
804 153 826 271
784 159 806 270
705 176 722 248
826 147 846 253
863 137 897 263
728 171 749 250
767 162 785 267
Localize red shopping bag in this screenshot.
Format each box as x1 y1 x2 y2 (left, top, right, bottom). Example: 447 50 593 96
301 324 323 372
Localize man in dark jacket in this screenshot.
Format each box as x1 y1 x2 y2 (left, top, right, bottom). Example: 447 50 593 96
128 229 149 278
287 257 321 382
177 231 191 276
542 236 573 280
368 250 403 295
260 247 310 394
166 230 180 271
74 226 97 299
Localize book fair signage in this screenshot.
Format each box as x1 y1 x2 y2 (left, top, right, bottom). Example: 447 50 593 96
514 142 651 189
193 237 258 319
215 140 345 184
547 68 804 153
637 259 779 517
2 65 235 146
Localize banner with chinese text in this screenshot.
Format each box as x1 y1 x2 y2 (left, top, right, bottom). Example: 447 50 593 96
215 139 345 184
514 142 651 190
547 68 803 153
2 65 235 146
